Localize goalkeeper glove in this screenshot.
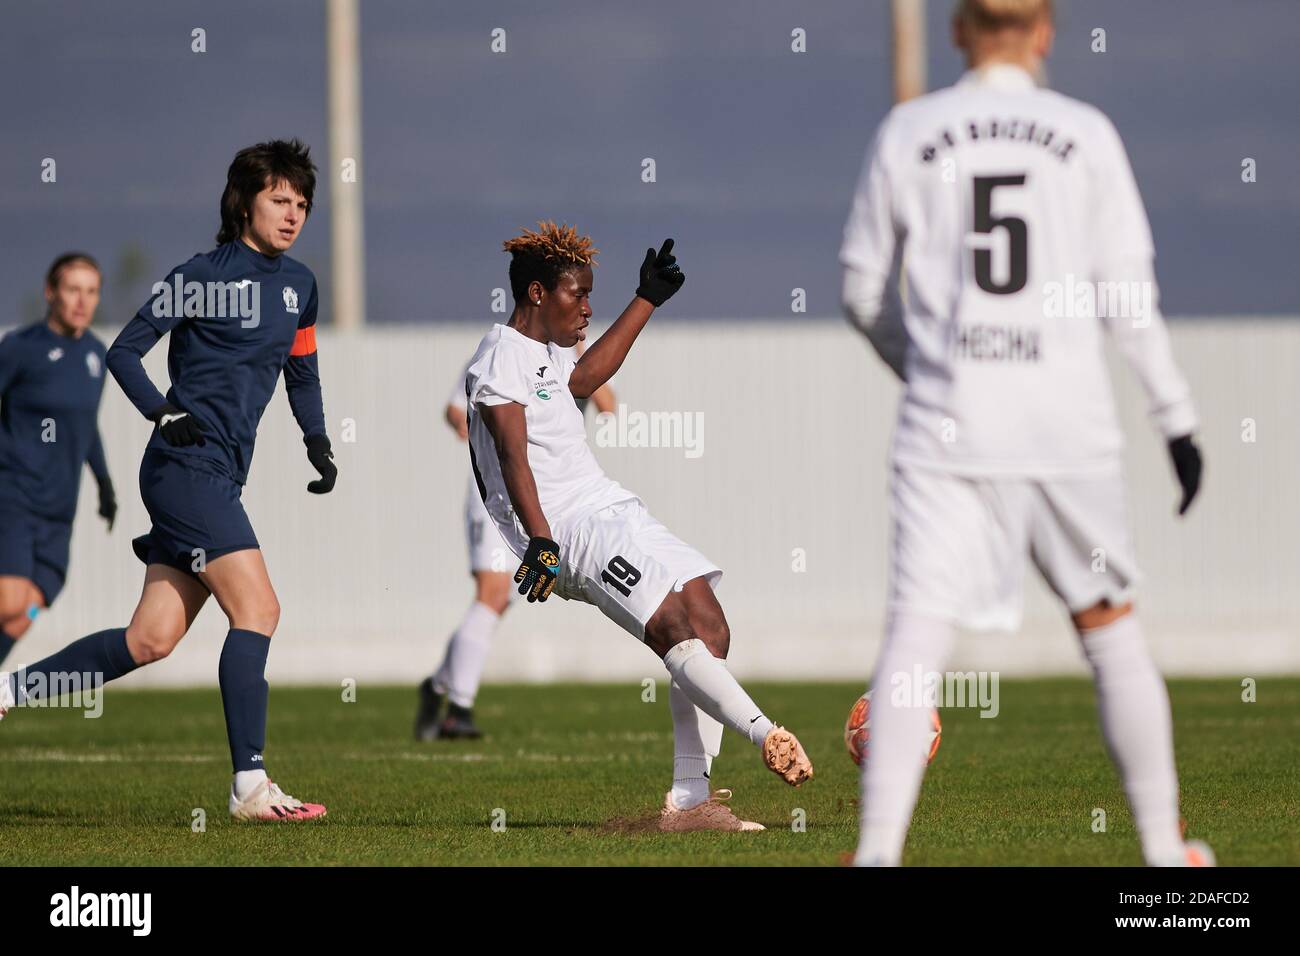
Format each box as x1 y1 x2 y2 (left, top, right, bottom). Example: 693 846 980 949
635 238 685 307
515 536 561 603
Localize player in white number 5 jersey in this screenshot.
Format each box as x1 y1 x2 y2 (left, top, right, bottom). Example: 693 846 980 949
465 222 813 833
842 0 1211 866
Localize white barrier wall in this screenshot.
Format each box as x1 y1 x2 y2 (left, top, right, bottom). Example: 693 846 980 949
9 317 1299 685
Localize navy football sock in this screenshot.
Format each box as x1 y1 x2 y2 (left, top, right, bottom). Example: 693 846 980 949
219 629 271 772
0 632 16 666
10 628 137 704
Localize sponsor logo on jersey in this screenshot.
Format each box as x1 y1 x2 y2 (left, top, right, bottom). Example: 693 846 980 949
283 286 299 314
85 352 102 378
534 371 560 401
48 347 64 362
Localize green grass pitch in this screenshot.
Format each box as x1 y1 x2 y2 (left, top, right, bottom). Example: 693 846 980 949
1 679 1296 866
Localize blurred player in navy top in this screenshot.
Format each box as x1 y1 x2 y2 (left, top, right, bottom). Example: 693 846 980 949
0 253 116 663
1 140 336 823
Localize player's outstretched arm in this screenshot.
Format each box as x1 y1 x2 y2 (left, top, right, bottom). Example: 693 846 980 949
479 400 560 602
572 338 616 412
570 239 684 398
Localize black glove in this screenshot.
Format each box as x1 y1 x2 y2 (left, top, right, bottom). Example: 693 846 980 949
305 434 337 495
1168 434 1202 516
152 403 206 447
515 536 560 603
635 238 685 307
97 479 117 531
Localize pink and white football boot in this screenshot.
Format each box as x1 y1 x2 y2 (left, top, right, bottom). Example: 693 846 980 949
229 779 327 822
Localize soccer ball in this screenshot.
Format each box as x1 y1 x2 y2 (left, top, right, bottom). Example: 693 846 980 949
844 690 941 767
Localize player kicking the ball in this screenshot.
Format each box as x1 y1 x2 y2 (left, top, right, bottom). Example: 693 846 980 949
465 222 812 832
841 0 1210 866
415 342 614 741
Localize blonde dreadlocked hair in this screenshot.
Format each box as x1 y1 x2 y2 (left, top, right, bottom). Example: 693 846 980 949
503 221 598 302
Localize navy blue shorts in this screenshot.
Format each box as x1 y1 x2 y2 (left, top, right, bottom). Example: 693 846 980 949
132 450 259 578
0 501 72 606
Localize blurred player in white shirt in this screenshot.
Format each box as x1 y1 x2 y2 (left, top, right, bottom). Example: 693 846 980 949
464 222 814 832
841 0 1210 866
415 345 615 740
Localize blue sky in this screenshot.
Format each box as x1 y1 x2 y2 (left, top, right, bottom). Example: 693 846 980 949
2 0 1296 323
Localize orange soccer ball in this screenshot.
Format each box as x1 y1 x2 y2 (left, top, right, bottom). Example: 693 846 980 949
844 690 942 767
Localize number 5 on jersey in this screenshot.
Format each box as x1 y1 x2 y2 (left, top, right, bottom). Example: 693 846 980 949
972 174 1027 295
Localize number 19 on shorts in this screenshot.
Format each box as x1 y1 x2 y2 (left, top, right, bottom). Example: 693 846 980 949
601 556 641 597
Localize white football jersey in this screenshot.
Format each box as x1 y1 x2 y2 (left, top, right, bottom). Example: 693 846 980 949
465 324 635 556
841 64 1197 476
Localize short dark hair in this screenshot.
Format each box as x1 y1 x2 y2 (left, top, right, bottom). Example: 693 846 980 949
216 139 317 245
502 221 598 301
45 251 100 291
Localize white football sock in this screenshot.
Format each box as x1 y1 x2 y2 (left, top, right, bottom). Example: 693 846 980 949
662 639 772 747
855 612 955 867
669 677 723 809
233 769 268 801
1078 613 1184 865
432 601 499 709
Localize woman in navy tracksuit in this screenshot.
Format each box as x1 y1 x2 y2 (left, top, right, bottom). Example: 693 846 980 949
0 253 116 661
1 140 337 823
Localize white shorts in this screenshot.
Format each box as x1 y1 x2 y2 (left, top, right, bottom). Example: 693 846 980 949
888 464 1139 631
464 474 514 574
554 499 722 641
